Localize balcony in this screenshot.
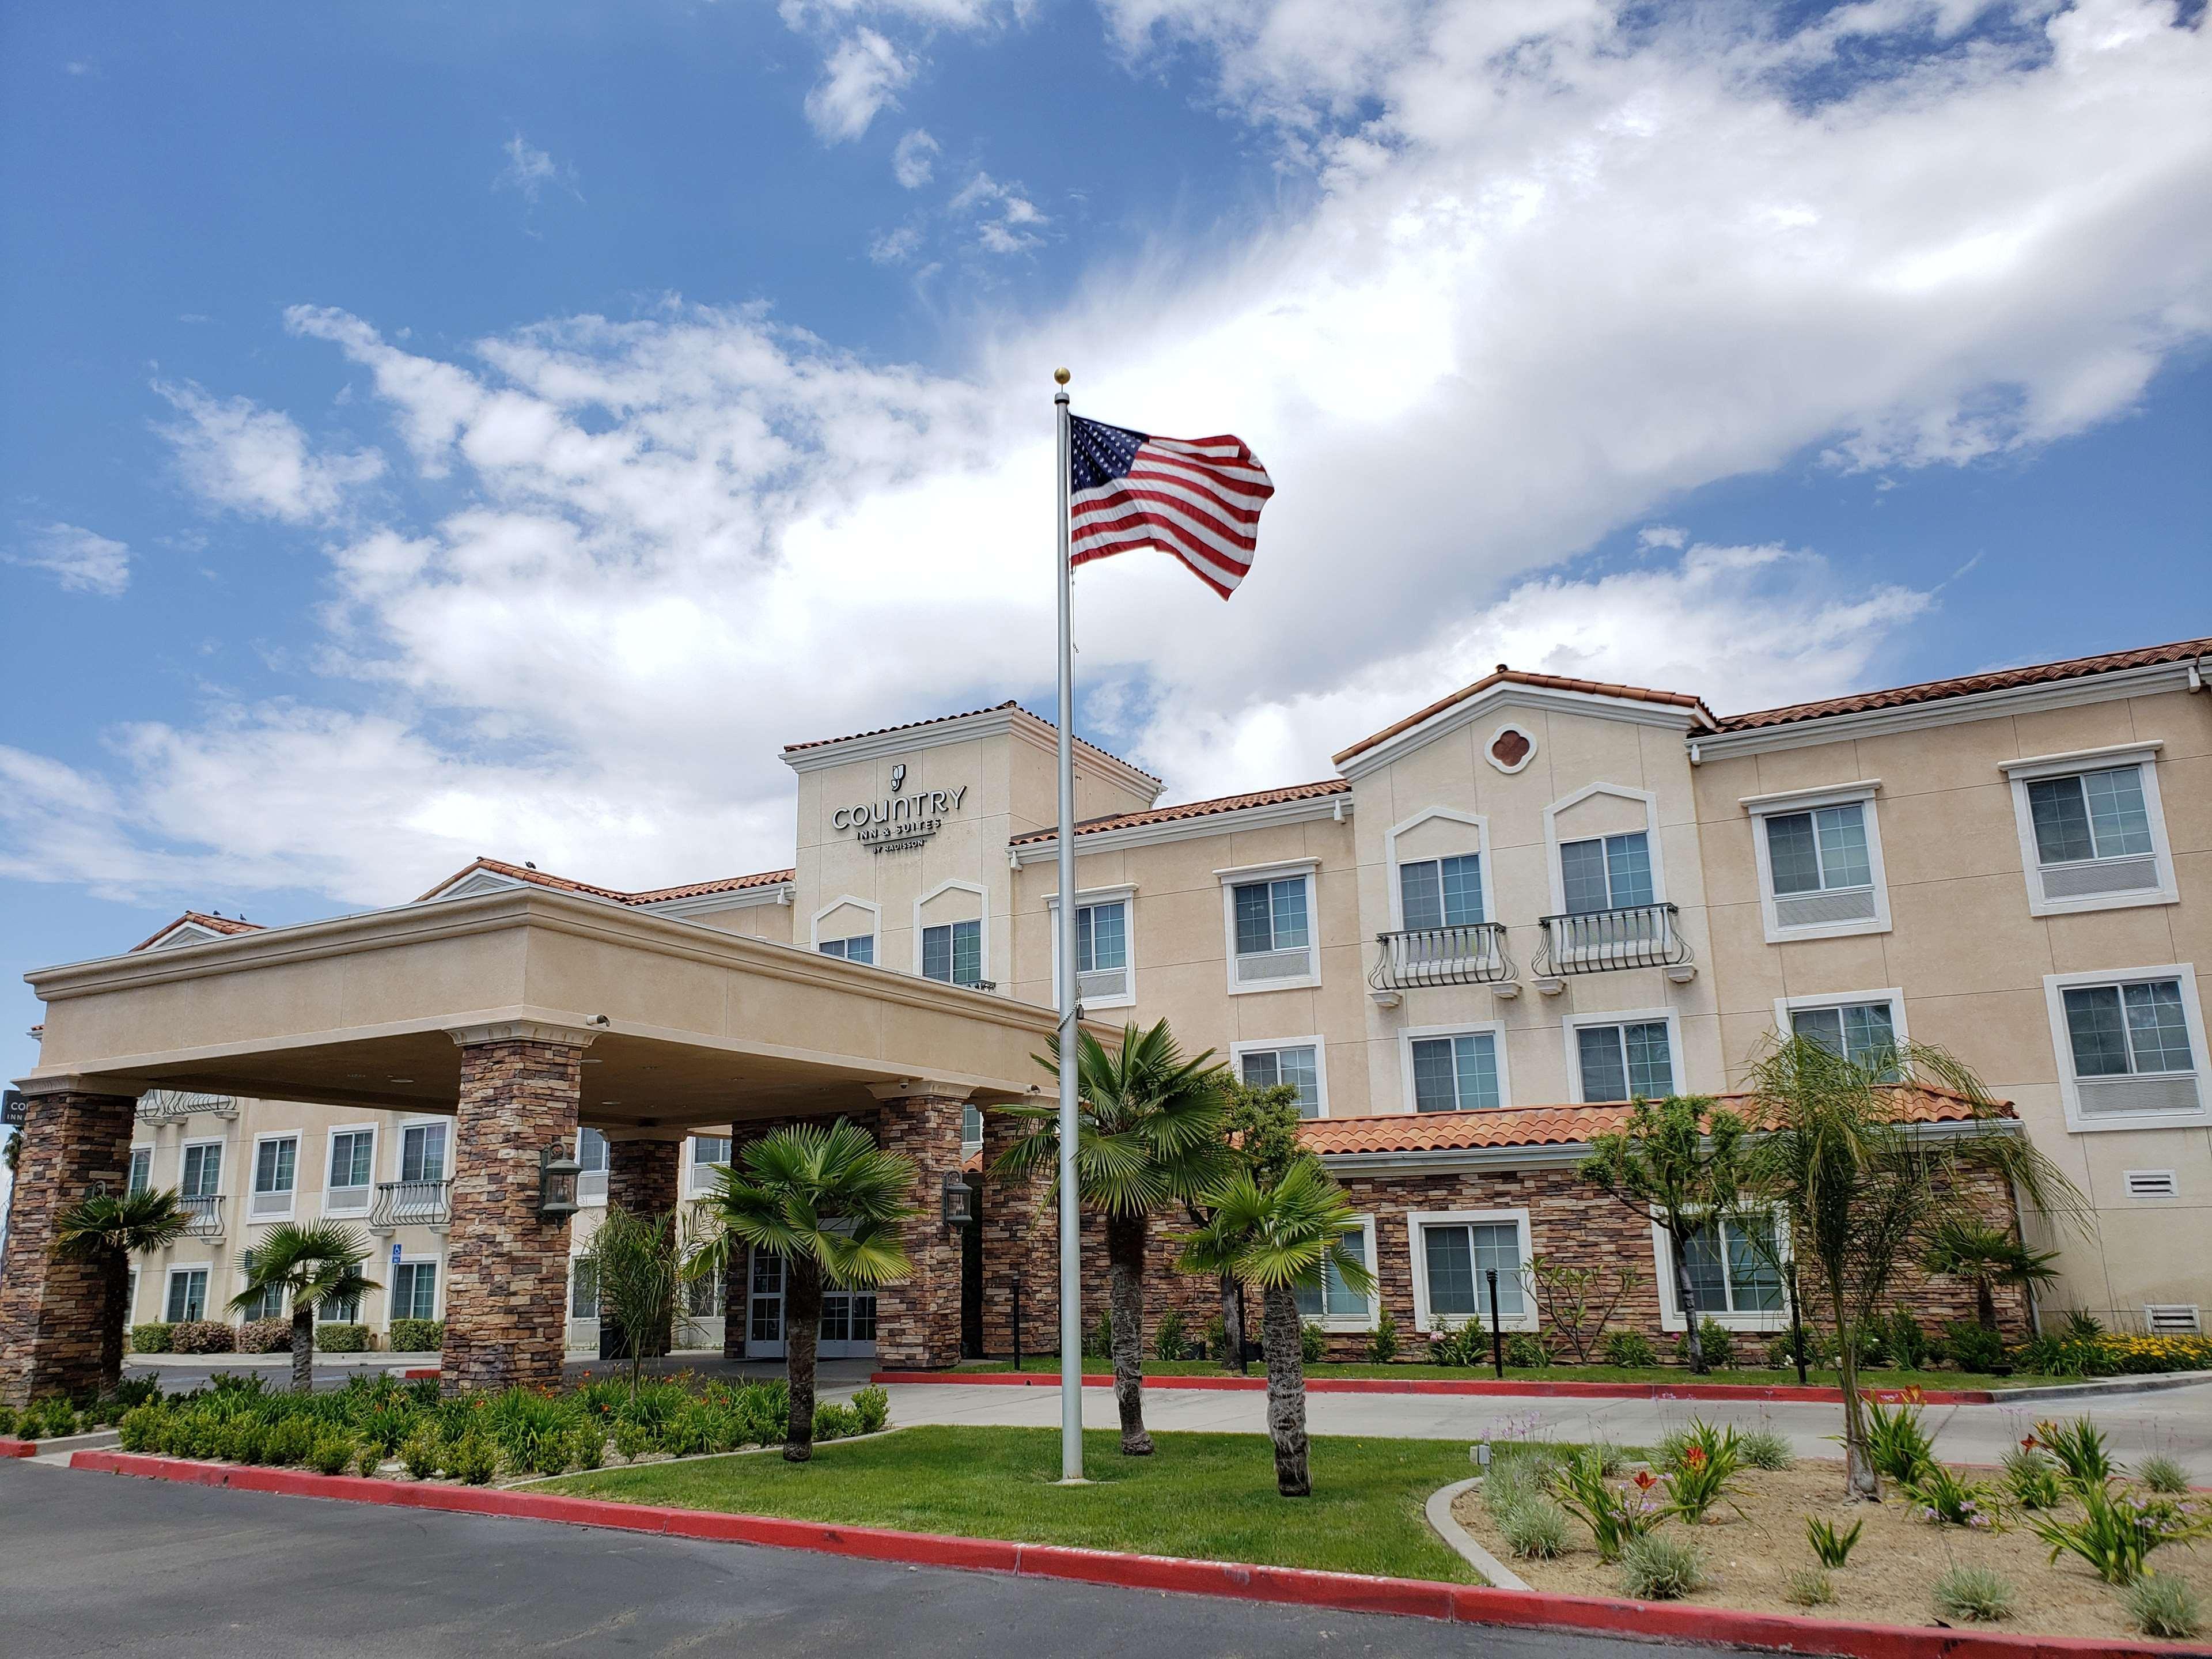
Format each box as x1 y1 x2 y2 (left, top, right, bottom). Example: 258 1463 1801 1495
1369 923 1514 994
369 1179 452 1234
1535 903 1694 978
179 1194 225 1239
136 1089 237 1123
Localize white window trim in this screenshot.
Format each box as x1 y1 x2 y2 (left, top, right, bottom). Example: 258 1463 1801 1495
388 1253 443 1324
1397 1020 1512 1115
179 1135 225 1199
320 1123 379 1217
1543 783 1666 914
1296 1213 1380 1332
164 1264 211 1324
1230 1034 1333 1118
810 894 882 959
1384 808 1491 933
1772 988 1910 1058
1744 783 1892 942
2042 962 2209 1132
1217 858 1323 995
1652 1205 1793 1333
912 878 990 984
249 1131 300 1222
127 1144 154 1195
1045 882 1139 1010
685 1132 733 1196
1485 721 1537 776
2004 744 2178 916
1407 1208 1536 1334
1560 1006 1685 1104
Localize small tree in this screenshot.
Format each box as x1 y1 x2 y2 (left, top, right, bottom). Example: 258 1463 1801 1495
1180 1156 1373 1496
51 1188 193 1398
1921 1218 2061 1333
1188 1080 1305 1376
689 1118 916 1461
1521 1255 1644 1365
582 1206 690 1399
229 1222 378 1393
1578 1096 1747 1374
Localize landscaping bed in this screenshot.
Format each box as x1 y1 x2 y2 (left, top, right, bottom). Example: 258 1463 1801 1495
957 1358 2066 1392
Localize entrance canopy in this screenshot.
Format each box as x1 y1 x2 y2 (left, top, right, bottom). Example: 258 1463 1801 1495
20 887 1071 1130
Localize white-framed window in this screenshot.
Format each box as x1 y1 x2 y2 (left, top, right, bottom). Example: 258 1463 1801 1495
812 896 882 964
1565 1008 1680 1103
1219 859 1320 993
1293 1214 1378 1331
324 1126 376 1214
1743 783 1891 940
1408 1209 1535 1333
818 935 874 964
390 1259 440 1323
571 1260 599 1320
397 1120 446 1184
250 1133 298 1221
2043 964 2207 1131
687 1273 726 1319
961 1102 984 1151
915 880 988 987
1775 989 1907 1081
127 1146 152 1195
320 1286 361 1323
578 1126 609 1203
2005 746 2177 915
127 1266 139 1319
1653 1207 1790 1331
1543 785 1666 918
1047 885 1137 1009
1561 832 1654 913
1233 1038 1328 1119
1400 853 1486 929
688 1134 732 1195
179 1139 222 1199
237 1254 286 1324
1400 1023 1508 1114
165 1266 209 1323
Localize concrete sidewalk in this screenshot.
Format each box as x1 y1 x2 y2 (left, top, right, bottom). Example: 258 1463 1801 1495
881 1377 2212 1479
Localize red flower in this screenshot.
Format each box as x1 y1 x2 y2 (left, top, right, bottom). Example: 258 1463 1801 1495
1634 1469 1657 1490
2021 1434 2038 1451
1685 1445 1706 1467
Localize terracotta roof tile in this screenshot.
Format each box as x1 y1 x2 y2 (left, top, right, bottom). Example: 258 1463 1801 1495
1298 1088 2009 1157
417 856 791 908
129 911 268 954
1007 778 1350 846
625 870 797 903
1717 637 2212 732
1334 668 1717 766
782 699 1161 784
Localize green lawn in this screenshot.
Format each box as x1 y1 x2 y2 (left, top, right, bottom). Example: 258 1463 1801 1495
959 1357 2052 1390
540 1425 1483 1581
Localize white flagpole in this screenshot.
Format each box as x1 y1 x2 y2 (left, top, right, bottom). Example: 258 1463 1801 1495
1052 366 1084 1484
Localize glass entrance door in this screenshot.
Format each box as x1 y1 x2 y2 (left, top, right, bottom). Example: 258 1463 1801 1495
743 1250 877 1359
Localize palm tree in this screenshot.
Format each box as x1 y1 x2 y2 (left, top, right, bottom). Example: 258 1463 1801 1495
229 1222 378 1393
993 1020 1233 1456
1179 1157 1373 1496
1741 1034 2086 1500
52 1188 194 1398
1922 1217 2062 1333
689 1118 916 1461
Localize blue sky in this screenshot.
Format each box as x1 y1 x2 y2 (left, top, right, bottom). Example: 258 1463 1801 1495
3 0 2210 1111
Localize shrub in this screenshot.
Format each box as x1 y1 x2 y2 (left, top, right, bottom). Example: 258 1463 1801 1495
814 1402 861 1441
263 1418 315 1467
1765 1330 1811 1372
307 1433 354 1476
1503 1332 1548 1369
1901 1463 1999 1529
226 1421 268 1465
318 1323 370 1354
2137 1453 2190 1496
1367 1306 1400 1364
399 1430 442 1480
612 1421 653 1461
1498 1497 1571 1559
2032 1416 2120 1486
1932 1565 2014 1623
448 1433 499 1485
567 1425 606 1470
1601 1330 1656 1369
1617 1533 1705 1600
237 1319 293 1355
118 1405 163 1453
1806 1514 1863 1569
1300 1321 1327 1365
1862 1399 1934 1483
2026 1479 2212 1585
2003 1444 2066 1510
1883 1310 1936 1371
1944 1321 2006 1375
388 1319 443 1353
354 1441 384 1479
1199 1315 1228 1362
2121 1574 2204 1641
1548 1447 1664 1562
2062 1308 2105 1339
1783 1568 1835 1607
0 1406 14 1438
1430 1321 1487 1368
1152 1306 1188 1362
130 1322 176 1354
1739 1426 1794 1471
1673 1318 1733 1369
1482 1445 1563 1517
851 1384 890 1435
169 1321 236 1355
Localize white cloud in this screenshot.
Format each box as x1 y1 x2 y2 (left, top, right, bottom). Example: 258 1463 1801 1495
154 380 385 522
892 127 941 188
496 132 581 205
804 29 915 142
6 522 131 597
950 171 1048 253
1637 525 1687 551
869 224 925 263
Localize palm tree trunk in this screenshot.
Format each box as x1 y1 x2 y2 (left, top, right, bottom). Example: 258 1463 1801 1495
1219 1271 1246 1376
290 1304 315 1395
1668 1224 1708 1374
783 1257 823 1463
99 1249 131 1399
1260 1282 1311 1497
1975 1275 1997 1332
1105 1211 1152 1456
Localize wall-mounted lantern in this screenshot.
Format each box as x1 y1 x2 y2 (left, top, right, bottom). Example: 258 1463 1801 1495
538 1146 582 1219
941 1169 976 1228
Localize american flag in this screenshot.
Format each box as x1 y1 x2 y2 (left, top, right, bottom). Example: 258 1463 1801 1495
1067 416 1275 599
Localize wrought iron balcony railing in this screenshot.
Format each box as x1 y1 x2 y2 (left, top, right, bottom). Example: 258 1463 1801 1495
1535 903 1692 976
179 1194 225 1239
136 1089 238 1122
1369 923 1514 990
369 1178 452 1232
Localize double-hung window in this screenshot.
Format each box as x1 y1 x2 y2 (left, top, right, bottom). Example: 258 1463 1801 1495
689 1134 732 1195
326 1130 374 1213
395 1123 448 1224
2008 751 2176 914
578 1127 609 1202
1399 854 1484 930
1238 1043 1323 1118
127 1147 152 1196
818 935 874 964
1560 832 1653 914
391 1261 440 1323
180 1142 221 1199
1227 868 1316 990
165 1267 209 1324
1749 786 1890 938
1574 1018 1674 1103
1074 898 1130 1001
1411 1213 1532 1331
1293 1218 1376 1328
2047 967 2205 1127
1787 999 1901 1081
1661 1212 1786 1328
571 1262 599 1320
922 919 983 987
1408 1032 1501 1113
251 1135 297 1219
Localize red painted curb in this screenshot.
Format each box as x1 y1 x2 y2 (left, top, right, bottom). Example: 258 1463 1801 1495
868 1371 1997 1406
0 1437 36 1458
400 1368 440 1380
64 1450 2200 1659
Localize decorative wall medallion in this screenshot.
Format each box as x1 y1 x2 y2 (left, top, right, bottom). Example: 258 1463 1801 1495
1486 724 1536 775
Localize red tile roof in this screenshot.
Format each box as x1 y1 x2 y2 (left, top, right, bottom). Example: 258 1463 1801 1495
1716 637 2212 732
1334 668 1718 765
1298 1088 2009 1157
417 856 793 908
1007 778 1350 846
129 911 268 954
782 699 1161 784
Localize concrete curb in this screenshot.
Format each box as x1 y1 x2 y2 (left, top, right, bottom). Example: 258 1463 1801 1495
872 1370 2005 1405
1 1428 119 1459
64 1449 2202 1658
1422 1476 1528 1590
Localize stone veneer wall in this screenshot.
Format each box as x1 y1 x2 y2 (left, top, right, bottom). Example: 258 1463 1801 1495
442 1036 585 1393
979 1104 1059 1354
871 1088 968 1369
0 1089 137 1407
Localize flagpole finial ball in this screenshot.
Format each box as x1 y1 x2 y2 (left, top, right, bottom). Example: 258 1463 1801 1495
1053 367 1071 385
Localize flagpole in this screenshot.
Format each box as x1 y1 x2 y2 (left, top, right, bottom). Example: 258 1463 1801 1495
1052 366 1084 1484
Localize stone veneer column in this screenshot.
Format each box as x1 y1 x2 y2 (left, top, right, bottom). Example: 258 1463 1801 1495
441 1022 592 1395
869 1082 971 1370
604 1134 682 1356
979 1100 1059 1357
0 1084 137 1407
